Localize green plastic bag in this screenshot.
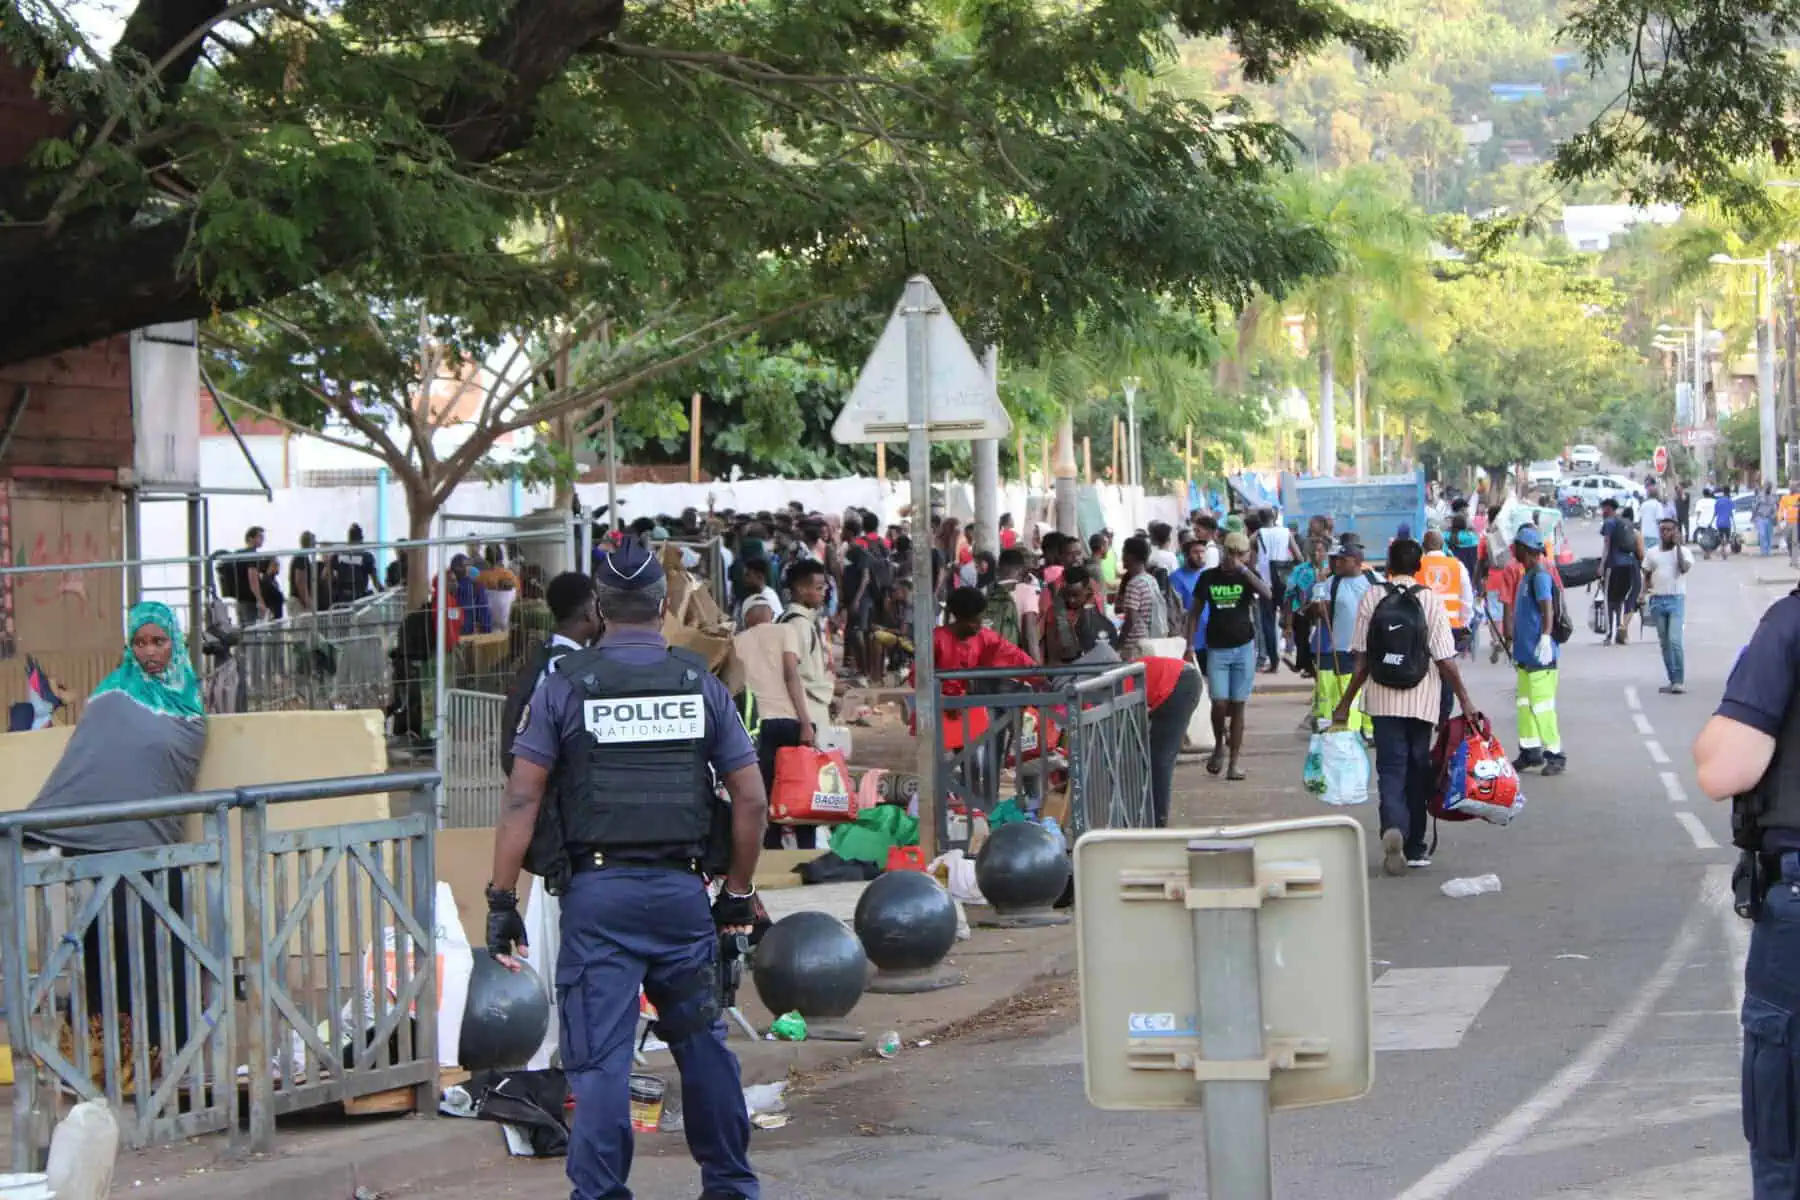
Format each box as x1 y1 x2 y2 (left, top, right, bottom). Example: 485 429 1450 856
828 803 921 865
770 1011 808 1041
988 798 1030 827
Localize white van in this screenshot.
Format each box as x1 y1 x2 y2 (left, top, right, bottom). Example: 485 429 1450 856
1527 460 1563 490
1569 444 1602 472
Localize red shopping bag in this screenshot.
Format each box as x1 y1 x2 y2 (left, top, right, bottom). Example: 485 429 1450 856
1430 715 1525 826
771 746 858 823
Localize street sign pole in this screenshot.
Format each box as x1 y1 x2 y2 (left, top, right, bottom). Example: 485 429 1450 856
1189 840 1274 1200
905 277 939 861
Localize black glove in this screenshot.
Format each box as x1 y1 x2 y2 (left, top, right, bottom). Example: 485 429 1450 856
485 884 527 959
712 886 767 932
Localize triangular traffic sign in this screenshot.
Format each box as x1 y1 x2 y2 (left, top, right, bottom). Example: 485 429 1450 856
831 276 1012 444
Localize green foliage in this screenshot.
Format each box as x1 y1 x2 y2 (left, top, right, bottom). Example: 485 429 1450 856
1423 256 1639 476
0 0 1403 366
1554 0 1800 206
1721 408 1763 474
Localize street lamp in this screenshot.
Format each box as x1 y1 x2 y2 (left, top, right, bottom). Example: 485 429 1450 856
1709 252 1779 483
1122 375 1143 491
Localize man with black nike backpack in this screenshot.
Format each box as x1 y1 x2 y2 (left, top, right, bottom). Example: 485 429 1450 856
1332 538 1480 876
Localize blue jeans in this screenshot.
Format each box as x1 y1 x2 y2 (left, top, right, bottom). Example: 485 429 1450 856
1207 641 1257 702
1371 715 1434 860
559 867 757 1199
1744 858 1800 1198
1649 594 1685 686
1761 517 1776 556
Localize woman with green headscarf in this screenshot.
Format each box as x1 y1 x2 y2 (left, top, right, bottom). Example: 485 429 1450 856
27 602 206 1065
29 600 207 850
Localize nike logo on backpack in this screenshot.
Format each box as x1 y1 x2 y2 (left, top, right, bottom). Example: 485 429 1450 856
1386 623 1402 631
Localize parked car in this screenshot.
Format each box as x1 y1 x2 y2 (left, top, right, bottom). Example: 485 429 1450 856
1569 443 1602 472
1561 474 1646 513
1527 460 1564 493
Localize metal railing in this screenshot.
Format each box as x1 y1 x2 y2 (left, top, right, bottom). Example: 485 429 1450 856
1063 665 1153 837
932 662 1152 849
442 689 506 829
237 589 406 713
0 770 439 1167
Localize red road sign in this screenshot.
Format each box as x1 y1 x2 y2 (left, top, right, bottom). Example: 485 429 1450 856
1653 445 1669 474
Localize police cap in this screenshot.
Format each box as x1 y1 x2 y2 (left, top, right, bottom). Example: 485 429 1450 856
596 539 665 591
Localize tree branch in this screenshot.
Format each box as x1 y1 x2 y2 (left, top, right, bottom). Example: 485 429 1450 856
0 0 629 367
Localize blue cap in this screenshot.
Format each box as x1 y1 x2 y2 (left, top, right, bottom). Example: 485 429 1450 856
595 539 665 591
1514 525 1545 551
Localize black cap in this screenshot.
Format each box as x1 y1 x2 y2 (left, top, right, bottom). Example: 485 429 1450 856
1329 533 1365 558
596 539 665 591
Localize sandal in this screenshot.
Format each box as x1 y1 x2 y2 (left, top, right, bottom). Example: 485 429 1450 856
1227 766 1247 781
1206 751 1225 776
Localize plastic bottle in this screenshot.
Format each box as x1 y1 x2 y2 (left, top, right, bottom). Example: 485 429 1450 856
1439 874 1502 898
1040 816 1066 851
876 1031 902 1059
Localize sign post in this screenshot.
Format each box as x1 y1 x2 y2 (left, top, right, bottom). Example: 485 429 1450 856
1189 841 1273 1197
833 275 1012 859
902 280 938 859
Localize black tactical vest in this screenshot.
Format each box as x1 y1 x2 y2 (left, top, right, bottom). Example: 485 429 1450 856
558 645 714 857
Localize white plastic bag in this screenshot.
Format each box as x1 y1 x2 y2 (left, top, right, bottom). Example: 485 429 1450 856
1321 730 1370 807
355 881 472 1069
927 849 985 906
280 881 473 1077
523 877 562 1070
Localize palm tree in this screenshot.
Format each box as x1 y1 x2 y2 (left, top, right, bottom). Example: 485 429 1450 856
1281 166 1433 476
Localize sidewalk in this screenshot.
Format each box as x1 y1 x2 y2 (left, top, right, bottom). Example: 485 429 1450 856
101 685 1322 1200
104 919 1074 1200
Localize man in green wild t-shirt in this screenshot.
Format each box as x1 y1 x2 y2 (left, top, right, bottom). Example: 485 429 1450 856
1192 531 1269 781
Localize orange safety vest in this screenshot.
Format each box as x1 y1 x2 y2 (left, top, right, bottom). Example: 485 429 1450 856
1418 553 1467 628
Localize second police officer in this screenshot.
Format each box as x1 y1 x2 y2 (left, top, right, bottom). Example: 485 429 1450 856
485 539 770 1200
1696 582 1800 1198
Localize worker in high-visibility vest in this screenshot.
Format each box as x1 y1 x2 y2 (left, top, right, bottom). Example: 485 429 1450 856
1420 531 1476 720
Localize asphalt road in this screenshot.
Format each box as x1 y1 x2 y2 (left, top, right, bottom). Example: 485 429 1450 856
428 521 1790 1200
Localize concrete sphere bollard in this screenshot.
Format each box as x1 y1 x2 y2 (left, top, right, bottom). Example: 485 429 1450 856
974 820 1072 927
853 870 965 993
751 911 869 1040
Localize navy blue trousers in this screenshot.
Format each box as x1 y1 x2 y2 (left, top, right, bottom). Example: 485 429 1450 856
558 866 756 1199
1747 856 1800 1198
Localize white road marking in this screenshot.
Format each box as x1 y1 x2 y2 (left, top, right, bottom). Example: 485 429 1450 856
1371 966 1508 1051
1645 739 1670 763
1674 810 1720 850
1624 686 1642 711
1395 869 1726 1200
1660 771 1688 804
1632 712 1655 736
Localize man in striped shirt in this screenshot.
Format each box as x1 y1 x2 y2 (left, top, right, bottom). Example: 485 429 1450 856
1332 538 1481 876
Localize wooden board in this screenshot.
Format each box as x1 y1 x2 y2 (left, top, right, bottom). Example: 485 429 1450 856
342 1066 469 1117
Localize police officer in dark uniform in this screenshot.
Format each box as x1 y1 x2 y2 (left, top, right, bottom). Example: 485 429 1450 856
1697 585 1800 1197
486 540 768 1200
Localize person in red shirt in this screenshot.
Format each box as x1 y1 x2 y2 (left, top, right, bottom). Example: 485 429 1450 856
999 512 1019 550
910 586 1038 750
931 586 1038 687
